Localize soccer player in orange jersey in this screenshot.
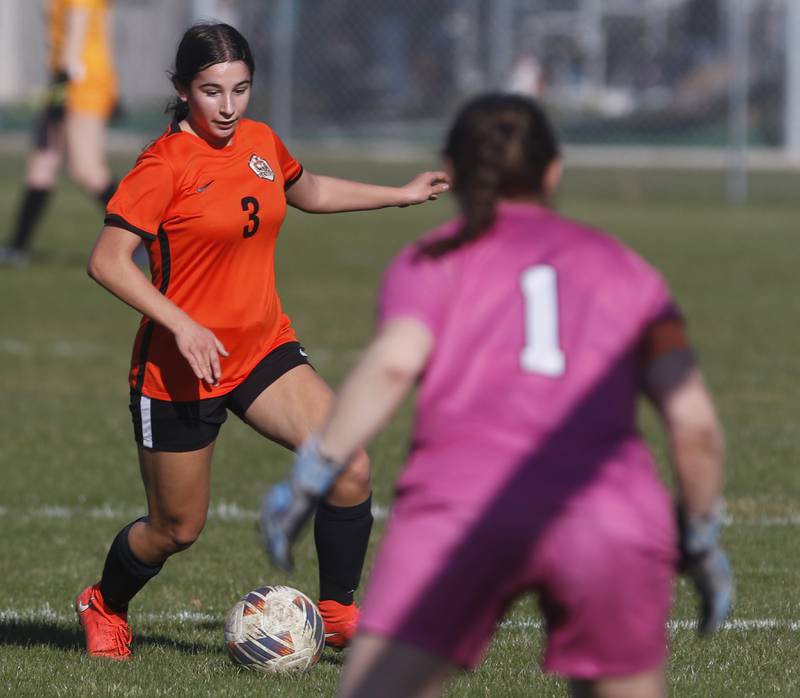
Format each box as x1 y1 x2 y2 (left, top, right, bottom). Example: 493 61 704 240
74 23 450 660
1 0 118 265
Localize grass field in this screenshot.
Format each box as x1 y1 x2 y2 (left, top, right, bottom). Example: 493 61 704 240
0 149 799 697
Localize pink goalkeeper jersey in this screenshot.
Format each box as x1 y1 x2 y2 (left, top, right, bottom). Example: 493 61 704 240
378 202 681 503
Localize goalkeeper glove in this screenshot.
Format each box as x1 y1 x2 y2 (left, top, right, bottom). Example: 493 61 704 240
678 500 734 636
259 435 345 572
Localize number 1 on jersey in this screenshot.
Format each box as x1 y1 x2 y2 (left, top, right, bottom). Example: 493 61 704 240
520 265 566 376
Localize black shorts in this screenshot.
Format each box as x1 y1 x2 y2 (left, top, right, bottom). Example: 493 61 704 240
129 341 311 452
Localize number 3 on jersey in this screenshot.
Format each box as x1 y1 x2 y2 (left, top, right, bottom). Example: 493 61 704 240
241 196 260 238
520 265 566 376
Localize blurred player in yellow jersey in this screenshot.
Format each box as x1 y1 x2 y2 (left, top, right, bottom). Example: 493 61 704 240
1 0 118 265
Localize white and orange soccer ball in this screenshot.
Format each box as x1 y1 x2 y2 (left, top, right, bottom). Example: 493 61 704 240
224 585 325 673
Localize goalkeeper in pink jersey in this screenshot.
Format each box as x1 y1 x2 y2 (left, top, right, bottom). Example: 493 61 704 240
260 94 733 698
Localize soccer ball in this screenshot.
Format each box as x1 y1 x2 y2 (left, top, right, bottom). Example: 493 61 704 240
224 585 325 673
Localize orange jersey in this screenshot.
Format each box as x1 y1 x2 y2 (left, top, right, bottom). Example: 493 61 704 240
105 119 304 401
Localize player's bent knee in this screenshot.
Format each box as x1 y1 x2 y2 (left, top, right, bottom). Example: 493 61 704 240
147 517 206 554
68 162 109 193
168 523 205 552
343 449 372 490
27 156 61 188
327 449 371 504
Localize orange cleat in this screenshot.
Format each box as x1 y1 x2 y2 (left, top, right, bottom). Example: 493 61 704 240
318 599 360 649
75 583 132 660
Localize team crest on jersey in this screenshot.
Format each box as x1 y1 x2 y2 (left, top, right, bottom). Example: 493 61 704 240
248 154 275 181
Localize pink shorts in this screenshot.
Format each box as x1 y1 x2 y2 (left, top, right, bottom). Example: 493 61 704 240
358 463 678 678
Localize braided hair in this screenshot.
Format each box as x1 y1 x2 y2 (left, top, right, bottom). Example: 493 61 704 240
166 23 255 122
417 94 560 259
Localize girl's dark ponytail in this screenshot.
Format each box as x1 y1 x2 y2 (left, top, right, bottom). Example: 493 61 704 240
167 99 189 122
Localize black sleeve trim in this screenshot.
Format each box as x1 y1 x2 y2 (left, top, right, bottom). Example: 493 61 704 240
104 214 157 241
284 165 304 190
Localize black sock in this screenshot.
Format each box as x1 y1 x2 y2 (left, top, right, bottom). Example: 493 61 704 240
97 179 117 207
9 187 51 251
314 494 373 605
99 518 163 612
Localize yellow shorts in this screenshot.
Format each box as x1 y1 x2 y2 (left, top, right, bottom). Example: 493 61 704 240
67 73 118 118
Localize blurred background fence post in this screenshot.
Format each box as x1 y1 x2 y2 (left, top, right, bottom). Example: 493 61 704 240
726 0 750 204
191 0 215 21
489 0 515 90
268 0 296 141
0 0 23 108
786 0 800 162
583 0 607 97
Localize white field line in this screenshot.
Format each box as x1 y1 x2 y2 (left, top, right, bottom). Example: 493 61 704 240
0 338 31 355
500 618 800 632
0 337 352 364
0 605 217 625
0 337 110 358
0 337 349 366
0 503 797 527
0 502 390 522
0 605 797 633
726 515 800 527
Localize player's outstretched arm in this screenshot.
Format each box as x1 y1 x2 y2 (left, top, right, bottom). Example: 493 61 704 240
260 318 433 570
62 6 91 81
88 226 228 386
285 170 450 214
644 348 733 635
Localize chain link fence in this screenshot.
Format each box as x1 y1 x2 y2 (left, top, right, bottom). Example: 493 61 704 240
243 0 796 158
1 0 799 162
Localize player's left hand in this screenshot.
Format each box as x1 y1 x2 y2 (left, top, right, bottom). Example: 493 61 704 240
399 171 450 206
678 502 734 636
259 436 345 572
63 58 87 83
683 545 734 635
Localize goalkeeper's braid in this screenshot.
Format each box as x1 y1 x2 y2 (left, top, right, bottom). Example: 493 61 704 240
416 93 560 260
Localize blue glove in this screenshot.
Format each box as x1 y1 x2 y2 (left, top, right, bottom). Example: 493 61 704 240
259 436 345 572
678 501 734 636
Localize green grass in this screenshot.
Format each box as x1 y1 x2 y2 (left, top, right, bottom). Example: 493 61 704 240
0 152 798 696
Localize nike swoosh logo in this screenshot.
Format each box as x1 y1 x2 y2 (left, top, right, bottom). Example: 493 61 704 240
299 348 308 357
77 601 90 613
196 180 215 193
